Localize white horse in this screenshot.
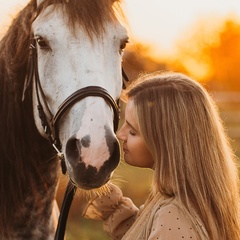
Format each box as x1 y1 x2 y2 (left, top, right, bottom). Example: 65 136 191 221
0 0 128 239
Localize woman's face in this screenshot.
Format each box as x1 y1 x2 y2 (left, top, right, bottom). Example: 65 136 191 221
117 99 154 168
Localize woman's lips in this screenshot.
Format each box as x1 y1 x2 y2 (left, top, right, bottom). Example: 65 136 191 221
123 145 128 153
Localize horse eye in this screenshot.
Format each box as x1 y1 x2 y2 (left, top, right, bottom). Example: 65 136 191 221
120 41 128 50
35 36 51 50
119 39 128 54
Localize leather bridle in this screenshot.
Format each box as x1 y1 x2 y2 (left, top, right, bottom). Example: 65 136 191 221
22 37 129 240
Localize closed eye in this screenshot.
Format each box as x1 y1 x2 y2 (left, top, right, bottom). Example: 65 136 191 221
35 36 51 51
126 120 138 136
129 130 136 136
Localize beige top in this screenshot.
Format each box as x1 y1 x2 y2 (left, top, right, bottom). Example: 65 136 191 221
83 184 208 240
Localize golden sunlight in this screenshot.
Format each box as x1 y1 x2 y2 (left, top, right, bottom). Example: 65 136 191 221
1 0 240 88
1 0 240 56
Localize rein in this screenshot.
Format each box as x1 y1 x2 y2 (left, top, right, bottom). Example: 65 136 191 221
22 37 129 240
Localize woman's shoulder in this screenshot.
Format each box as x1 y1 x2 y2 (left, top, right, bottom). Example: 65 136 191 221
154 197 178 215
150 197 199 238
155 197 191 225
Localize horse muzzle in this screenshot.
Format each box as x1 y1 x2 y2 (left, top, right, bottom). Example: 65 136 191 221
65 132 120 190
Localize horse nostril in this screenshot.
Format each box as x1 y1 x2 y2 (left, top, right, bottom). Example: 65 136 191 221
80 135 91 148
65 136 81 162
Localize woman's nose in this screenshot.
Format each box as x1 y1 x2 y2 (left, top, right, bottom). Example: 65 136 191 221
116 125 125 141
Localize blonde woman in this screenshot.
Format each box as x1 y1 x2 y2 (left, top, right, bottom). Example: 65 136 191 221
83 72 240 239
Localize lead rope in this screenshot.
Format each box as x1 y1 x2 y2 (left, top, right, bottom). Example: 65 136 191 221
54 181 76 240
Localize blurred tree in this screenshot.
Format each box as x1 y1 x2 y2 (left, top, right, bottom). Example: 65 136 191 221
123 43 168 81
123 18 240 92
207 20 240 91
173 18 240 91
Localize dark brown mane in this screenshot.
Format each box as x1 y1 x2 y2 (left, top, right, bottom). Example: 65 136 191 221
0 0 122 235
0 2 57 234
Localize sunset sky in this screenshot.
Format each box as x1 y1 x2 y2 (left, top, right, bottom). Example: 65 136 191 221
1 0 240 57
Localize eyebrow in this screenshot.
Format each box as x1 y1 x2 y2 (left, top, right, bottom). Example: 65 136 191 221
126 120 138 133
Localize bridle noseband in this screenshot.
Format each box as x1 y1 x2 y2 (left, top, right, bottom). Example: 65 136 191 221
22 37 129 240
23 38 127 171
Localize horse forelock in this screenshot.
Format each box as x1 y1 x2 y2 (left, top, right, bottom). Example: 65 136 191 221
36 0 124 38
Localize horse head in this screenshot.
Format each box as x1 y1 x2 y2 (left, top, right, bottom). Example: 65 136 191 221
30 0 128 190
0 0 129 237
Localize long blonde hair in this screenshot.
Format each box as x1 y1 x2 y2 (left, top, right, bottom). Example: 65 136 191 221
125 71 240 240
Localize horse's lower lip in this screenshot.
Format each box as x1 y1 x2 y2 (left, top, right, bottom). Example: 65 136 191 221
70 181 95 190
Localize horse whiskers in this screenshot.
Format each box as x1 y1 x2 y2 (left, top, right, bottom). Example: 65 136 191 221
76 183 112 200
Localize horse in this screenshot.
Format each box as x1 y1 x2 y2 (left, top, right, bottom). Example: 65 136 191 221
0 0 128 238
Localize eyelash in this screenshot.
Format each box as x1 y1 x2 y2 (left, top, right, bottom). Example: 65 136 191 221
129 130 136 136
35 36 51 51
119 39 129 54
